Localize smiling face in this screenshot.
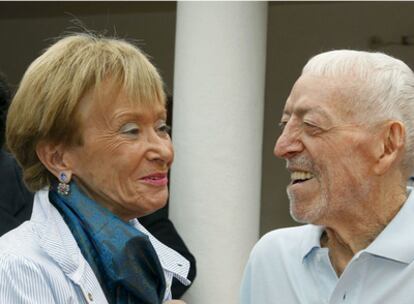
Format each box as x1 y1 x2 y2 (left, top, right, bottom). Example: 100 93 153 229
274 74 381 224
64 82 173 220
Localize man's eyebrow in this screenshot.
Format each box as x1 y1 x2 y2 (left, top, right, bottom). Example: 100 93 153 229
283 105 332 121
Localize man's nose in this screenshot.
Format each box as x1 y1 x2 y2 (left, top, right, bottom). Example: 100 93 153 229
273 122 304 159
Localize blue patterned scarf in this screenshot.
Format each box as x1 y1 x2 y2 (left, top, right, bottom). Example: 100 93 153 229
49 182 166 304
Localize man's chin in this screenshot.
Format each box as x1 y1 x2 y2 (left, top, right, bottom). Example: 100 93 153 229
290 211 311 224
289 202 322 224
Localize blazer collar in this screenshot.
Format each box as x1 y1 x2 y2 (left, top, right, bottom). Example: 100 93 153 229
32 189 108 303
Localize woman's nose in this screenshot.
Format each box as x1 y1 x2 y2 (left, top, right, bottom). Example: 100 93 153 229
146 132 174 166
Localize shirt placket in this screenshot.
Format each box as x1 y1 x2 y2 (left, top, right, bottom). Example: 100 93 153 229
329 253 367 304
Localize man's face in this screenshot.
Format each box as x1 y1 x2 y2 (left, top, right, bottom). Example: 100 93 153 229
274 74 378 224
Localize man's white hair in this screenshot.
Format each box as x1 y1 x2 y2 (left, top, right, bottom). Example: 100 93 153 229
302 50 414 177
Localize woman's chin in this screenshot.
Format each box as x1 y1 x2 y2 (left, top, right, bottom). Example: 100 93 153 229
134 199 168 218
149 199 168 212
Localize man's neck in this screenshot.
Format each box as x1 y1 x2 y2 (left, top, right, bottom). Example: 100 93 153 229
320 189 407 277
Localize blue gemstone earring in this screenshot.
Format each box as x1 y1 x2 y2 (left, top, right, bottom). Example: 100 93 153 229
57 172 70 196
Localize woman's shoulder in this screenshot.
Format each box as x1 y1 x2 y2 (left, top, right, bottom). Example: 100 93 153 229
0 221 45 263
0 222 84 303
0 199 79 269
0 223 50 286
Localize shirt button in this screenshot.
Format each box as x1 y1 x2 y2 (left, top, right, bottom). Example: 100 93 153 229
342 293 346 301
87 292 94 301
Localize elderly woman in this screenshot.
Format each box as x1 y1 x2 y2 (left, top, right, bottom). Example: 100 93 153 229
0 33 189 304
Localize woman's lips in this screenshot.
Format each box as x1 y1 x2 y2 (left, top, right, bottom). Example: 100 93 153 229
140 173 169 186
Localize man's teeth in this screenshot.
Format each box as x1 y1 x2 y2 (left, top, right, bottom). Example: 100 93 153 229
291 171 314 182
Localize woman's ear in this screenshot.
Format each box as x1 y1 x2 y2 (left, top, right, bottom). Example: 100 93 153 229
374 121 405 175
36 141 73 181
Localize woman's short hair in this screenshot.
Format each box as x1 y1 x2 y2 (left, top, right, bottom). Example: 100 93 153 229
302 50 414 177
6 33 166 191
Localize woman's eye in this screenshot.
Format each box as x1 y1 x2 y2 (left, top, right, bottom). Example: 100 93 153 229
157 123 171 134
120 123 140 135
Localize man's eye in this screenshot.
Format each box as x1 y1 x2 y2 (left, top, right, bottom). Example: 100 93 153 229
120 123 140 135
304 122 317 128
278 121 287 130
303 122 322 134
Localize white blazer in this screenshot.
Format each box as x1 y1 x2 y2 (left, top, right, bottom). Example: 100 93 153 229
0 189 190 304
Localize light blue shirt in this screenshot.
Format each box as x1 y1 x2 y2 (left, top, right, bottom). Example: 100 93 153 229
240 188 414 304
0 189 190 303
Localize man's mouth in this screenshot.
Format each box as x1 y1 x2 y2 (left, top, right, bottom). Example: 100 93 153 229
290 171 314 184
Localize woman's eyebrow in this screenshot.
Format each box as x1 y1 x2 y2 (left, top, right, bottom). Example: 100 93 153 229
111 108 167 122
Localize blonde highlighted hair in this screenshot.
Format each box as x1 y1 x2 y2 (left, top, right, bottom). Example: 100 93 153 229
6 33 166 191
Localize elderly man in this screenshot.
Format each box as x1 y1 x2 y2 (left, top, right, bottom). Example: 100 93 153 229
240 50 414 303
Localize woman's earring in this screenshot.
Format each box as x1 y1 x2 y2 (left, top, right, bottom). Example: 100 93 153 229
57 172 71 196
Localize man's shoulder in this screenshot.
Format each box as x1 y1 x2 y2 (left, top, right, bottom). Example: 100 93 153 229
250 225 313 260
240 225 316 303
259 225 312 247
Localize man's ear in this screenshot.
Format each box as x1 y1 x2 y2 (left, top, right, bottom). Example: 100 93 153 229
374 121 405 175
36 141 73 181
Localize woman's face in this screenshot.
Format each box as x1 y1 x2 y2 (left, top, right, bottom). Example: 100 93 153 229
65 84 173 220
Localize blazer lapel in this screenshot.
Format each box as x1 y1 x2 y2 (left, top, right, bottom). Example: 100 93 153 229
33 189 108 304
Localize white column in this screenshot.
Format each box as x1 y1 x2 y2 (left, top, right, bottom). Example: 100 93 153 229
170 2 268 303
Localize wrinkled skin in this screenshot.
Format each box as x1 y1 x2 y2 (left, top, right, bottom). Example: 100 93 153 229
64 83 174 221
274 74 379 225
274 73 407 276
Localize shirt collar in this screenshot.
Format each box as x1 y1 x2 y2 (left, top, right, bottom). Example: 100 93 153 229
129 218 191 285
300 224 325 262
299 187 414 265
364 187 414 264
